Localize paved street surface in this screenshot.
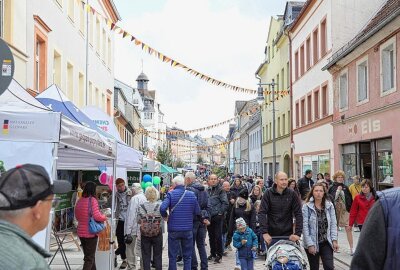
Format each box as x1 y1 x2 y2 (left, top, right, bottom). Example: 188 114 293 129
50 229 357 269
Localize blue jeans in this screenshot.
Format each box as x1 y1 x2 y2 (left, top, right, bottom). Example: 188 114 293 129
192 221 208 270
257 233 266 252
239 258 254 270
168 231 193 270
222 233 227 252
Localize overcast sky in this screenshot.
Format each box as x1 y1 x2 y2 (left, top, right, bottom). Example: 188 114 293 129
113 0 288 137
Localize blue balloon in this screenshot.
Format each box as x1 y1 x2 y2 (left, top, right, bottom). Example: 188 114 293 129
143 174 152 183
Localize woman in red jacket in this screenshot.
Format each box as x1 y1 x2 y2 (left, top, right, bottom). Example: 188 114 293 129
75 181 107 270
349 179 376 231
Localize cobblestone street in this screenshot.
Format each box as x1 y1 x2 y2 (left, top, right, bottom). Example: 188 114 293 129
50 229 356 269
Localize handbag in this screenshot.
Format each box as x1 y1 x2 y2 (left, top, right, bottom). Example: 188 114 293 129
88 196 106 234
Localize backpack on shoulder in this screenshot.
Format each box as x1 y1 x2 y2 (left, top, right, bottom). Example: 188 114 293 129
139 204 162 237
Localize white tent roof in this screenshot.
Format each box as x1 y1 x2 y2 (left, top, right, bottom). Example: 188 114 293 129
82 106 142 170
0 80 117 162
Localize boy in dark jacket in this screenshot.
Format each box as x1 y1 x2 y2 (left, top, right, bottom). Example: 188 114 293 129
233 218 258 270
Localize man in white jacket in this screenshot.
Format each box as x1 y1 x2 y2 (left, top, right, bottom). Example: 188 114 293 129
125 183 147 270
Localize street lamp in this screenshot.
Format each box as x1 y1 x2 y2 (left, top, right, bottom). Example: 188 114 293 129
258 79 277 179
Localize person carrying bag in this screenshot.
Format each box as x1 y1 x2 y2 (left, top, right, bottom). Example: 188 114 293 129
75 182 107 270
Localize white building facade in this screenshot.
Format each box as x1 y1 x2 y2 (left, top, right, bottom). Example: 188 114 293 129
290 0 386 179
2 0 119 114
247 112 262 176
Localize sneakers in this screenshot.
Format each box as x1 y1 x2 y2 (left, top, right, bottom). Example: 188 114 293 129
350 248 355 256
176 255 184 265
207 255 215 261
120 261 128 269
214 255 222 264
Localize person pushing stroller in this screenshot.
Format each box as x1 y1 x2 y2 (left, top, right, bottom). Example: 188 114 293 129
259 171 303 247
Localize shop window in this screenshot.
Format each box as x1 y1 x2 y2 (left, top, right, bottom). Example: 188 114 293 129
376 138 393 188
357 58 369 103
339 71 348 110
380 37 396 95
342 144 357 185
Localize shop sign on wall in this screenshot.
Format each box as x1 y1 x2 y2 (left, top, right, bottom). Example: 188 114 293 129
348 118 381 135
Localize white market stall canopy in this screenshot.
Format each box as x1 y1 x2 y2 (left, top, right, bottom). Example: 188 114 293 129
143 157 160 172
0 80 117 165
82 106 142 170
36 85 141 170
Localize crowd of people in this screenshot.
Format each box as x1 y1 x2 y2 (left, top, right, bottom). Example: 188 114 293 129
0 164 399 270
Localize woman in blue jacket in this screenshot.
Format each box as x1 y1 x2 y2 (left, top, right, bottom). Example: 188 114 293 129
302 183 339 270
233 218 258 270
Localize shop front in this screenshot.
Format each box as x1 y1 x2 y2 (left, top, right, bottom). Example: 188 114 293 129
294 151 331 180
333 108 400 190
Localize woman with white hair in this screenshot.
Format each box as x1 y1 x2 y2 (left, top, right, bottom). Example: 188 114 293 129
125 183 146 270
138 186 162 270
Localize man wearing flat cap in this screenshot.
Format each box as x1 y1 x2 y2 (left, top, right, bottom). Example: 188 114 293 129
0 164 71 269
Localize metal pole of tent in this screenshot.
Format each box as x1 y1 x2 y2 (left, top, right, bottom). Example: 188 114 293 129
109 158 117 270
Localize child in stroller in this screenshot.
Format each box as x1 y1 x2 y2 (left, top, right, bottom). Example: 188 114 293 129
265 237 307 270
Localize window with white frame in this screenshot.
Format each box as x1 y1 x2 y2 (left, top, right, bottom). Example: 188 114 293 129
339 71 348 110
357 58 368 103
381 37 396 95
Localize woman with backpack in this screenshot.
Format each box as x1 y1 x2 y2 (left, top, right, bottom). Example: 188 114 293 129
75 181 107 270
138 186 163 270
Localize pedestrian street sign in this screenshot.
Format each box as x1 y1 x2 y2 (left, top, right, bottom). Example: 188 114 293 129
0 38 14 96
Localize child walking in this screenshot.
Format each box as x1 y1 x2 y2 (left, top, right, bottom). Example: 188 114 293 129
233 218 258 270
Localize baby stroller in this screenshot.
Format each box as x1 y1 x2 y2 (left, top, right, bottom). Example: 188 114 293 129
265 237 308 270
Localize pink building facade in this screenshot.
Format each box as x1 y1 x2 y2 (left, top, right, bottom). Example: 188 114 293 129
325 1 400 190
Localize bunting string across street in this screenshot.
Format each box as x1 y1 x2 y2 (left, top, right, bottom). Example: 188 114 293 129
79 0 291 95
137 91 289 135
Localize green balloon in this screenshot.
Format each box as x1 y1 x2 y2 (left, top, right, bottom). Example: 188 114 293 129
145 182 153 189
141 181 146 189
153 176 161 185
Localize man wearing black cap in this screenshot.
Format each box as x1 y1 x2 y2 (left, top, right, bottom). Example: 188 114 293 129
0 164 71 269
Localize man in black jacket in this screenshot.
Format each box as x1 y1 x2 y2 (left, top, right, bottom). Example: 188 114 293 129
185 172 210 270
298 169 314 200
259 171 303 247
207 174 228 264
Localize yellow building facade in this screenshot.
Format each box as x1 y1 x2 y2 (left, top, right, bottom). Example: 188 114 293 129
257 16 291 178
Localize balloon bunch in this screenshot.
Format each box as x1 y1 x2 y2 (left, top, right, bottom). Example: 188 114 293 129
141 174 161 190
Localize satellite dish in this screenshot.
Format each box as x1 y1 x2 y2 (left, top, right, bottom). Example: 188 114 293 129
0 38 15 96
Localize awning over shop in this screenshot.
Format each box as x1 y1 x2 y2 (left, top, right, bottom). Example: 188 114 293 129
161 164 178 174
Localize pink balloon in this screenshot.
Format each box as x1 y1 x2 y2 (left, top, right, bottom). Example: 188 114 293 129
107 175 114 190
99 172 108 185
